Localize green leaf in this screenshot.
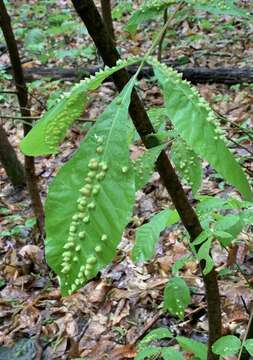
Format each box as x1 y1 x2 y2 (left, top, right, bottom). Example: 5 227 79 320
138 328 173 351
214 214 243 246
45 79 136 296
131 107 170 142
164 276 190 320
172 256 193 275
112 1 133 20
241 209 253 226
134 347 162 360
187 0 251 18
196 195 252 214
149 58 252 201
161 348 184 360
25 28 45 52
197 237 214 275
20 57 140 156
134 144 164 191
212 335 241 357
244 339 253 356
126 0 172 34
196 196 228 214
132 209 179 262
148 107 169 132
191 230 211 247
171 137 203 196
176 336 207 360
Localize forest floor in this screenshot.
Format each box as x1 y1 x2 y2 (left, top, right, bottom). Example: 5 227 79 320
0 1 253 359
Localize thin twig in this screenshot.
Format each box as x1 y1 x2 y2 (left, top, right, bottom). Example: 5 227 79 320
158 7 168 62
0 90 17 94
228 136 253 157
215 110 253 140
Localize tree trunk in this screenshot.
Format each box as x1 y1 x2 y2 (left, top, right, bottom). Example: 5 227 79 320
0 0 44 235
101 0 115 41
71 1 221 359
0 123 26 189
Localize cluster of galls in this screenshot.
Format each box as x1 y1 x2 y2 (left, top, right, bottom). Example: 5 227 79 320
190 0 236 11
133 156 144 182
44 56 141 153
149 57 228 145
61 135 109 294
44 91 84 152
177 148 196 188
141 0 174 12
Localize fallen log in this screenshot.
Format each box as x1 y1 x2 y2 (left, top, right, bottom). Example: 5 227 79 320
4 61 253 84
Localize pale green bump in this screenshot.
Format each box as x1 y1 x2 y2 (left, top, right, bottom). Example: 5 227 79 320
96 171 105 181
96 146 104 154
92 184 101 195
87 201 96 210
84 269 91 277
87 255 97 264
96 136 104 144
62 265 70 273
88 171 96 178
78 204 85 211
121 166 128 173
83 216 90 224
80 265 85 272
69 225 77 233
78 231 86 239
78 212 85 219
71 284 77 292
75 245 81 252
78 198 87 206
95 245 102 253
64 242 74 249
99 161 108 171
63 251 71 258
85 176 93 184
88 159 99 170
80 184 92 196
101 234 107 242
86 263 93 270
